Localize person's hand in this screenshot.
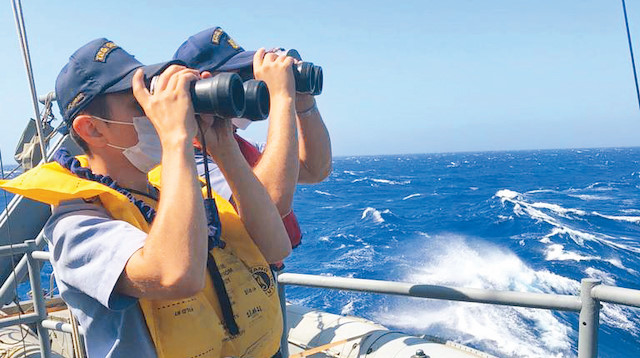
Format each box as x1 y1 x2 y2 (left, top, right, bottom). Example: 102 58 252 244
132 65 200 149
253 48 295 99
195 114 236 157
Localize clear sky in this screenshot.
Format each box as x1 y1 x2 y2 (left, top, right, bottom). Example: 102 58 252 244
2 0 640 161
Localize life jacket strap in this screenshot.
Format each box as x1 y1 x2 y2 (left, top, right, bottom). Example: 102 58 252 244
207 254 239 335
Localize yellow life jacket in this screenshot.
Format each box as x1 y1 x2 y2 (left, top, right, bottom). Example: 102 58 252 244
0 156 283 358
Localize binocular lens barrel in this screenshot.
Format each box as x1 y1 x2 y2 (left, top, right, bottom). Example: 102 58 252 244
243 80 270 121
191 73 245 118
311 66 323 96
294 62 316 94
286 49 323 95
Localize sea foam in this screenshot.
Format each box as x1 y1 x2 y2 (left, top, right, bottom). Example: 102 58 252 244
361 207 385 223
375 235 577 358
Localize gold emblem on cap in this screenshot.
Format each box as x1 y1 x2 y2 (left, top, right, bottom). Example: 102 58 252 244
94 42 119 63
227 38 240 50
211 28 224 45
67 92 86 111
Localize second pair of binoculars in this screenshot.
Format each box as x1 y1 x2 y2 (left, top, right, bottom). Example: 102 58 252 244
189 48 322 120
236 48 323 95
281 49 323 96
191 73 269 121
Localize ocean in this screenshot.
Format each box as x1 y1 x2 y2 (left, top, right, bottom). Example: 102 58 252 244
284 147 640 358
8 147 640 357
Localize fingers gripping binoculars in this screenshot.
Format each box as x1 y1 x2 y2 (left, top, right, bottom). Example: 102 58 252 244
284 49 323 96
190 73 269 121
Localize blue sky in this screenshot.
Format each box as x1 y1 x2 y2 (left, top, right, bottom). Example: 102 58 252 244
1 1 640 160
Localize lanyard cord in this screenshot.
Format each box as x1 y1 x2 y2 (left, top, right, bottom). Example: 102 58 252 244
197 121 240 335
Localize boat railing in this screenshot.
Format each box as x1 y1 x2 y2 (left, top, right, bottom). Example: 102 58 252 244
276 273 639 358
0 241 638 358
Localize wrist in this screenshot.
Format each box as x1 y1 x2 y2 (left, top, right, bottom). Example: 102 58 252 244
271 92 295 105
160 135 192 154
295 93 315 109
296 100 318 117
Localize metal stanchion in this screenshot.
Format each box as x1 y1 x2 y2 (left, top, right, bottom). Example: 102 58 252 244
578 279 601 358
25 239 51 357
277 271 290 358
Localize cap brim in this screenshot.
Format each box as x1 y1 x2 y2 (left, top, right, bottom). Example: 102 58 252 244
217 51 255 71
104 60 185 93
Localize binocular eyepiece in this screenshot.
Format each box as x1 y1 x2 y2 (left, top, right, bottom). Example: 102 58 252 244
190 73 270 121
285 49 323 96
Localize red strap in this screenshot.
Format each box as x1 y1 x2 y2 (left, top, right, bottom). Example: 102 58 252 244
234 134 302 250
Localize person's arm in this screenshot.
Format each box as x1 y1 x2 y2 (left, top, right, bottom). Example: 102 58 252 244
203 116 291 263
116 66 209 300
249 49 299 216
295 93 332 183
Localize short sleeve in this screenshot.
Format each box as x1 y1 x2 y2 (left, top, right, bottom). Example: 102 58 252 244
44 200 147 310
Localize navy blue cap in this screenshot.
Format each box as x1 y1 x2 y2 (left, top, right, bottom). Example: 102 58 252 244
173 27 255 73
56 38 181 123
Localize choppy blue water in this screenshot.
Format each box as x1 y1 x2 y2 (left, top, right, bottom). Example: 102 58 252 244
6 147 640 357
285 147 640 358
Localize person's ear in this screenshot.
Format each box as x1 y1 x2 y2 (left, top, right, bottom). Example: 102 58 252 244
72 115 109 148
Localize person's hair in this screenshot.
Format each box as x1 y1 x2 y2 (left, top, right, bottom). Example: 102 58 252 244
69 94 110 154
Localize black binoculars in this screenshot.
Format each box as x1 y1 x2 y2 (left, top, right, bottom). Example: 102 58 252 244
236 49 323 96
190 73 269 121
285 49 323 96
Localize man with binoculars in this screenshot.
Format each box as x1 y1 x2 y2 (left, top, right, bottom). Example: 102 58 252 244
0 38 292 357
174 27 332 258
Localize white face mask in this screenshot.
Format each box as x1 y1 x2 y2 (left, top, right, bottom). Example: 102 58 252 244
93 115 162 173
231 117 252 130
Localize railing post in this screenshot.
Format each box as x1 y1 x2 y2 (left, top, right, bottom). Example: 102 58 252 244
578 278 601 358
277 272 290 358
25 239 51 357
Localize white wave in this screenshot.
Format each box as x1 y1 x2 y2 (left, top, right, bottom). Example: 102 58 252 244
568 194 612 201
402 193 421 200
621 209 640 215
584 182 614 191
375 235 577 358
318 236 330 242
340 300 355 315
469 187 479 191
361 207 385 223
495 189 521 202
530 202 587 217
526 189 557 194
592 212 640 224
351 177 410 185
314 190 334 196
542 227 598 246
545 244 598 262
497 189 640 254
370 178 411 185
446 161 459 168
600 303 640 337
584 267 616 285
325 246 375 270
